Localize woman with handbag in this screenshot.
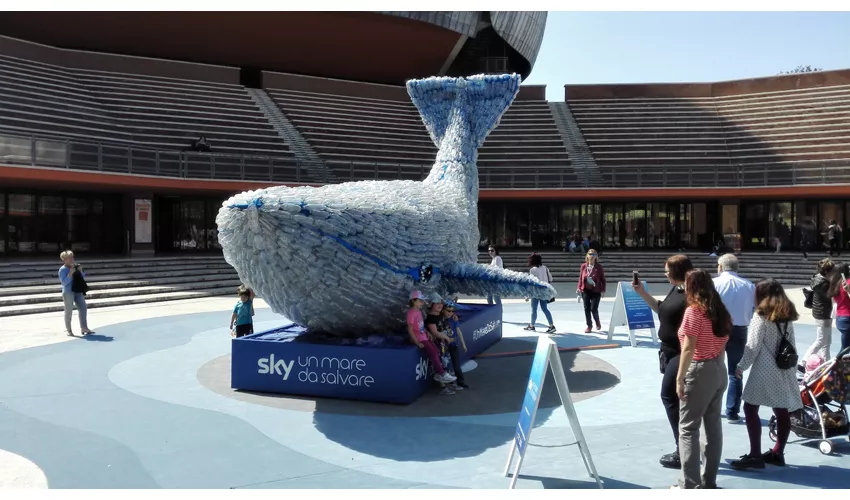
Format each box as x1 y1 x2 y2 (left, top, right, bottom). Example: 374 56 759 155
524 253 556 334
803 258 835 366
576 249 606 333
729 279 803 470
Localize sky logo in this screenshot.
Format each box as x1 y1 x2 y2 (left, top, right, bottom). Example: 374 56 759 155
414 357 429 381
257 354 294 380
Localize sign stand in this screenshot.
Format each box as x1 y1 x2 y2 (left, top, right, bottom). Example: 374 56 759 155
607 281 658 347
503 337 602 489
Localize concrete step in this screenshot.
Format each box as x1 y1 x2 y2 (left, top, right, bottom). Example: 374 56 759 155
0 278 242 306
0 273 241 296
0 267 239 288
0 286 235 317
0 255 226 269
0 262 234 282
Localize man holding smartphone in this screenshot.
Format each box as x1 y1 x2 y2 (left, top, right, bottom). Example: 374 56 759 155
712 254 755 424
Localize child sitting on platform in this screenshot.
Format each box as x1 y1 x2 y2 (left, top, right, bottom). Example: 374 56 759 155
440 301 469 390
407 290 456 385
424 295 460 394
230 285 255 338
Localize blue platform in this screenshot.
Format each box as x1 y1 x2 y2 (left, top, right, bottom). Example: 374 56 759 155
231 302 502 404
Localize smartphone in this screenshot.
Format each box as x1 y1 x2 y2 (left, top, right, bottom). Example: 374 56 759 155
632 271 640 286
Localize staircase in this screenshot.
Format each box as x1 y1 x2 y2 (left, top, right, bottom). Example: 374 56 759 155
549 102 604 187
0 256 242 317
246 88 333 183
478 251 821 288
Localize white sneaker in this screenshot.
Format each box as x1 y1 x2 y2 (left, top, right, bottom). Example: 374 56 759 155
439 372 457 383
66 331 74 337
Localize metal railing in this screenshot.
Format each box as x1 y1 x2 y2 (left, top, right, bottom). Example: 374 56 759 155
2 131 850 189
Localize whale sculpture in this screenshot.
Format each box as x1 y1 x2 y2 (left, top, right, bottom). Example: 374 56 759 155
216 73 556 335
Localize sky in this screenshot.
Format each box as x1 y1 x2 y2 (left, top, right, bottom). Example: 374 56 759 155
524 11 850 101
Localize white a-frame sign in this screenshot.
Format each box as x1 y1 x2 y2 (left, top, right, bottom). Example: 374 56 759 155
503 337 603 489
607 281 658 347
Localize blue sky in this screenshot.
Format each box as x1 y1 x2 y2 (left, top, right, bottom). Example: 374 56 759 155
525 11 850 101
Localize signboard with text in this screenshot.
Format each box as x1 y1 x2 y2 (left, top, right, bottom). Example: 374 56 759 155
607 281 658 347
504 337 602 489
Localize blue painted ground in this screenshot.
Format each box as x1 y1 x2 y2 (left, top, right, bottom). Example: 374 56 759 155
1 298 848 489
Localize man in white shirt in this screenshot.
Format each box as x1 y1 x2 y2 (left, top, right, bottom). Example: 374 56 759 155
713 254 755 424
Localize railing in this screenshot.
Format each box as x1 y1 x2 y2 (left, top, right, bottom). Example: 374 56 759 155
2 131 850 189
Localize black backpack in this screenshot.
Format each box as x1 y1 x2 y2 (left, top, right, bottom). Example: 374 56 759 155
775 321 798 370
71 267 89 295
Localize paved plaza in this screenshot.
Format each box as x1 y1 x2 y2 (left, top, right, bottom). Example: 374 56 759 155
1 286 849 489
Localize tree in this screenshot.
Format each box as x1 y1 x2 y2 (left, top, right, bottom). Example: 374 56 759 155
779 65 823 75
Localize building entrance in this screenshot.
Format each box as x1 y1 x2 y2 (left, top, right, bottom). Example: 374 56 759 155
155 197 224 253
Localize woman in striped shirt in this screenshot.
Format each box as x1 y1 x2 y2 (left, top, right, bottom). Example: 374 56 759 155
674 269 732 489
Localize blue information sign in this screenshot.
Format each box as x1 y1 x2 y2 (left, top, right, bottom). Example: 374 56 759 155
513 338 551 457
620 281 656 331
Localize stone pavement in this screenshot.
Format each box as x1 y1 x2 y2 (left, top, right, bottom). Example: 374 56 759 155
1 285 847 489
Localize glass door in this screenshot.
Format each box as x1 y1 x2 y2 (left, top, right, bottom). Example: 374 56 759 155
742 202 768 249
581 204 601 244
769 202 793 250
602 204 625 249
625 202 648 249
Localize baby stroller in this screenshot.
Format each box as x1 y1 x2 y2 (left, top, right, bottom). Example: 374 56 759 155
769 347 850 455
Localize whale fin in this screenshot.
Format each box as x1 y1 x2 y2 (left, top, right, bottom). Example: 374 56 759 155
407 74 521 149
438 262 555 300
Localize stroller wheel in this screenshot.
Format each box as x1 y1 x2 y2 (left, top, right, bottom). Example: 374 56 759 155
819 440 834 455
768 415 778 442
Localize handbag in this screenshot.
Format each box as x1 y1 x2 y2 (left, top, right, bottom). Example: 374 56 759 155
71 267 89 295
545 266 556 303
775 321 798 370
658 350 668 375
802 288 813 309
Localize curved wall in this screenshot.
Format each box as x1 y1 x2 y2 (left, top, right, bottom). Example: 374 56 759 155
0 12 459 84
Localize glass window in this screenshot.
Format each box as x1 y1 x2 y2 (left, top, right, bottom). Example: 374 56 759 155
8 194 36 253
37 195 64 253
768 202 793 249
66 198 90 253
581 204 601 243
625 203 648 249
820 203 843 244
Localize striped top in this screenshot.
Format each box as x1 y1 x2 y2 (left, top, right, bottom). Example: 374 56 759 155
678 306 728 361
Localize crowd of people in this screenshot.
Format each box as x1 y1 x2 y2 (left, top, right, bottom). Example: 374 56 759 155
628 252 849 488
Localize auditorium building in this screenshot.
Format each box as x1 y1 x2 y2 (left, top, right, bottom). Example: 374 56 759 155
0 11 847 258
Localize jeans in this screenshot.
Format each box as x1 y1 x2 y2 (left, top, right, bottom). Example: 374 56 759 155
62 292 88 333
679 355 727 489
487 295 502 306
582 291 601 327
530 298 554 326
447 343 465 384
661 353 681 447
805 319 833 362
837 316 850 353
419 339 445 375
725 326 748 417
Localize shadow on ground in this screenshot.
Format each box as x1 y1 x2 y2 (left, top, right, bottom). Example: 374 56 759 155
197 335 621 462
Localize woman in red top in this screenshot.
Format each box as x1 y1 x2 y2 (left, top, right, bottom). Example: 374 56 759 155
830 263 850 352
576 250 606 333
674 269 731 489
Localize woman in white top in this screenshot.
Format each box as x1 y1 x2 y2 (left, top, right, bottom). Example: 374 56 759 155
524 253 556 333
729 279 803 470
487 246 503 306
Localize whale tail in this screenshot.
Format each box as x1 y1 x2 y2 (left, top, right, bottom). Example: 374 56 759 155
407 74 521 149
438 262 556 301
